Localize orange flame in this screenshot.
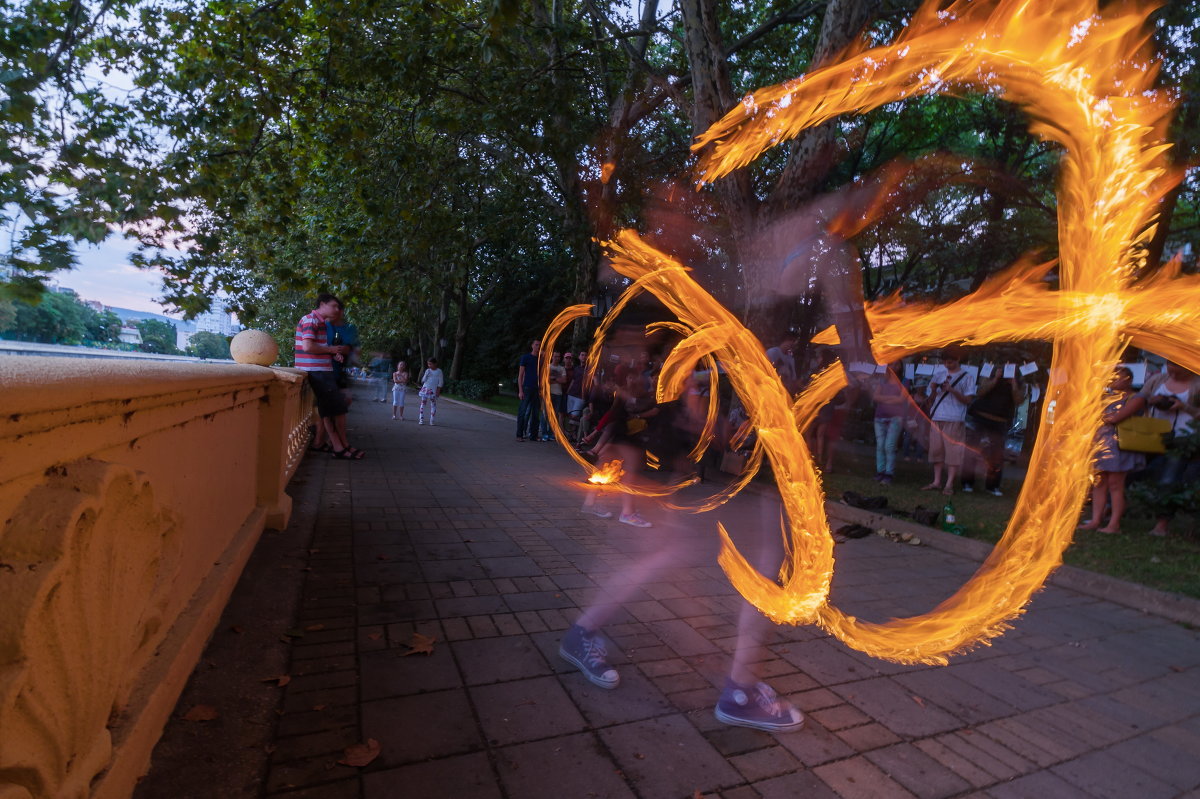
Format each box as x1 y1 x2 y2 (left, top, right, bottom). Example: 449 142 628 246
588 459 625 484
546 0 1200 664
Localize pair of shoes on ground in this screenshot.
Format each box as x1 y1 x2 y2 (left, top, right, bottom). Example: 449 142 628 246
332 447 365 460
874 472 893 485
580 504 652 527
558 625 803 732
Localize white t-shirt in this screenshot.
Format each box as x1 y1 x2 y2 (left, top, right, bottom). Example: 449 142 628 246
927 367 976 423
420 368 444 393
1145 383 1196 435
548 363 565 396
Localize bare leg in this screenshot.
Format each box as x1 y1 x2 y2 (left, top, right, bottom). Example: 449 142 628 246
944 465 959 494
335 415 349 449
1080 474 1104 529
1099 472 1126 533
924 464 944 490
323 416 347 452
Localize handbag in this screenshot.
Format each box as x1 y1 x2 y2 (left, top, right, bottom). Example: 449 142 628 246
1115 416 1172 453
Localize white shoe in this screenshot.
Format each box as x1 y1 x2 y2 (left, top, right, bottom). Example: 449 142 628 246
989 488 1003 497
418 420 425 425
962 485 974 493
619 512 652 528
582 505 612 519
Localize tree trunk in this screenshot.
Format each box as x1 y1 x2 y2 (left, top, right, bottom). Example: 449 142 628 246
766 0 882 216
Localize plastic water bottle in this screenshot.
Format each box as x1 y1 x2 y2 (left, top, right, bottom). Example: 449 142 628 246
941 499 957 533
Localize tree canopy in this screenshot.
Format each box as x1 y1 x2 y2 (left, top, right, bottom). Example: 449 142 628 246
4 0 1200 380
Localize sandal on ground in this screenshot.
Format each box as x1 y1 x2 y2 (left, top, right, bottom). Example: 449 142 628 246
1077 522 1099 531
309 443 333 453
920 483 939 491
941 488 954 496
332 447 366 460
1097 527 1121 535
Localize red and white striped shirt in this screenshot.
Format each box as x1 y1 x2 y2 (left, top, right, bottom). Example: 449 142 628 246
294 310 332 371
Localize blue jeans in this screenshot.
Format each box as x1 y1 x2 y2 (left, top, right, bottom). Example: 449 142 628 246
874 416 902 476
517 390 541 439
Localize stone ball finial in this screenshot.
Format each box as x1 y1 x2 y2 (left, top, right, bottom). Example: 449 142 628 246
230 329 280 366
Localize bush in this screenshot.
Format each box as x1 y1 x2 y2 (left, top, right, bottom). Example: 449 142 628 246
445 378 496 402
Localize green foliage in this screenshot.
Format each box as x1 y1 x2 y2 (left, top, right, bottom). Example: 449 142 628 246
0 1 167 291
136 318 179 354
186 330 231 359
444 378 497 402
87 309 122 344
0 289 118 345
13 0 1200 385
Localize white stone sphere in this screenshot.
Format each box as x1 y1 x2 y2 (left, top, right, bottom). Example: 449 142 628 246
230 329 280 366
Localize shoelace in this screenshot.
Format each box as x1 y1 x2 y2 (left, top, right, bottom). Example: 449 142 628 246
582 635 609 668
752 683 784 716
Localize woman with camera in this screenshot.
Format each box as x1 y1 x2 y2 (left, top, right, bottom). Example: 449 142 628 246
1137 361 1200 536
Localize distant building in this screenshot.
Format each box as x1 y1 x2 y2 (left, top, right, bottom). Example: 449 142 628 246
119 325 142 346
193 298 236 338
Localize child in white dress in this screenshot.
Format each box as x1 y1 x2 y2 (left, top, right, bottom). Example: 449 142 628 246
392 362 410 420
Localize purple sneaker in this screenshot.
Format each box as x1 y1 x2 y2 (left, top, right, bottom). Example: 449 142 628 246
559 624 619 689
715 679 804 732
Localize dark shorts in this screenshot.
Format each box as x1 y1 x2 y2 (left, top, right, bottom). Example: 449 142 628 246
307 370 349 418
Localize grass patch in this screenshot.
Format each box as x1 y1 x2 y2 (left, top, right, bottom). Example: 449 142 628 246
820 442 1200 599
447 392 519 416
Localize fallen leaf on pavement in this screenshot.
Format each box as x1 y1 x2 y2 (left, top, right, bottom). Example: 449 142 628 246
402 632 436 656
366 632 383 641
261 675 291 687
911 695 926 708
338 739 381 768
305 624 325 632
183 705 219 722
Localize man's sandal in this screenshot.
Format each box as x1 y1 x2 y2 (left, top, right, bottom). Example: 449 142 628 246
332 447 366 460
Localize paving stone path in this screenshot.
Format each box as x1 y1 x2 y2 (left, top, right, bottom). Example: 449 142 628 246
152 396 1200 799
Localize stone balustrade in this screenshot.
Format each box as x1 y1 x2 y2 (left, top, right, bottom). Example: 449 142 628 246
0 358 313 799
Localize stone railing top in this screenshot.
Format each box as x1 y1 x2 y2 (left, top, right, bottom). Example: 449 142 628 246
1 357 305 417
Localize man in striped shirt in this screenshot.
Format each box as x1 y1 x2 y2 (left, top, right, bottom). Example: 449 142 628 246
296 294 363 459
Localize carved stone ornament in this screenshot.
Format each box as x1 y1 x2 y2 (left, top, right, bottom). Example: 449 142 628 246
0 460 181 799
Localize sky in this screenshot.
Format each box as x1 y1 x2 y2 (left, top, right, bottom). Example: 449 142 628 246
59 236 184 319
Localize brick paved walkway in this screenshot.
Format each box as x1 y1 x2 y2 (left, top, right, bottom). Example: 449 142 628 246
152 396 1200 799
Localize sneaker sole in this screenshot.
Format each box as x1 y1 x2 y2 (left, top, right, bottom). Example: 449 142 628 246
714 706 805 733
558 647 620 690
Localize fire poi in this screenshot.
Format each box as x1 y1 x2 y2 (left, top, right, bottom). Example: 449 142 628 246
540 0 1200 665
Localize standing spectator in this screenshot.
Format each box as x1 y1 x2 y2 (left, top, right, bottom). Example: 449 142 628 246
871 362 907 484
921 349 975 495
540 350 567 441
962 370 1023 495
417 358 444 425
516 339 541 442
312 300 359 452
296 294 364 459
391 361 410 421
1080 366 1145 533
1138 361 1200 536
765 332 799 394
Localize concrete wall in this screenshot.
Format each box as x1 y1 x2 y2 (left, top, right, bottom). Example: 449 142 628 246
0 358 312 799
